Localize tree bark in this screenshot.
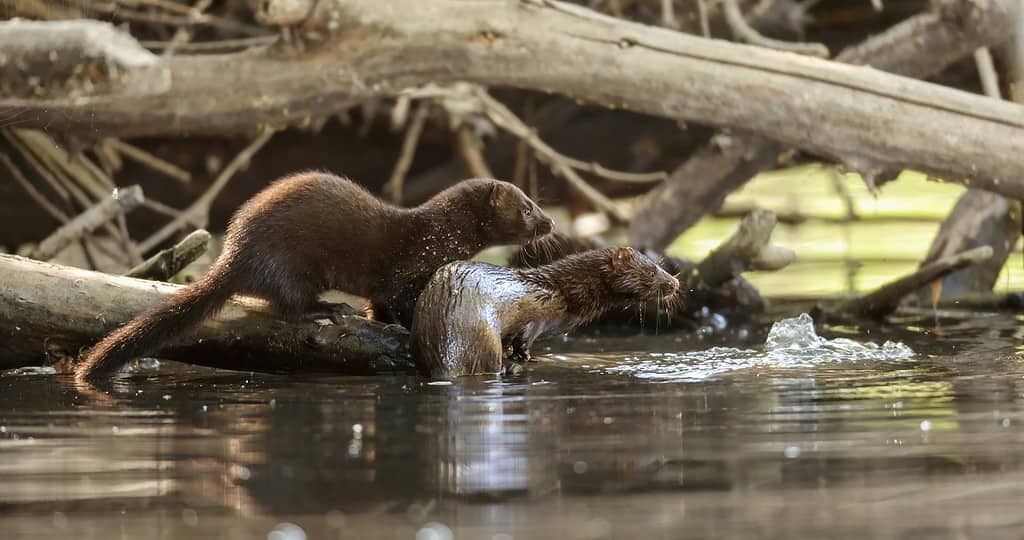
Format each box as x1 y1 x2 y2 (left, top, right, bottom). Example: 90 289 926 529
629 0 1019 250
1 0 1023 202
0 254 413 374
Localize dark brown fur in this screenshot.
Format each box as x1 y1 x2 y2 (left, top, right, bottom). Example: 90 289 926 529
76 172 554 382
507 230 602 268
411 247 679 379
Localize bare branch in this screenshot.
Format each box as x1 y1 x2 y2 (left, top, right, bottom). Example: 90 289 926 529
721 0 829 57
138 129 275 253
125 229 211 281
384 103 430 204
2 1 1022 204
30 185 144 261
106 139 192 184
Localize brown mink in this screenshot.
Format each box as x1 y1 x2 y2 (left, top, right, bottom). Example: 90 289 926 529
76 172 554 382
411 247 679 379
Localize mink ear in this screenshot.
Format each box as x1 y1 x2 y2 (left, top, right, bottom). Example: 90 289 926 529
611 247 632 270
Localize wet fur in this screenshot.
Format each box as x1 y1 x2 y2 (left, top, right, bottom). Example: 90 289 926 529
77 172 553 382
412 247 679 378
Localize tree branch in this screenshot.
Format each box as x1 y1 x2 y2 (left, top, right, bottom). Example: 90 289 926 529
0 0 1021 203
629 0 1018 250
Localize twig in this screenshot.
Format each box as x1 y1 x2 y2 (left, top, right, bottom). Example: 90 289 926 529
0 153 69 223
67 0 270 36
721 0 829 57
160 0 214 58
974 47 1003 100
31 185 145 261
473 91 629 223
696 0 710 37
141 35 278 53
454 126 495 178
561 156 668 183
138 129 274 253
660 0 679 28
126 229 211 281
384 103 430 204
106 139 192 183
5 129 134 264
1008 6 1024 102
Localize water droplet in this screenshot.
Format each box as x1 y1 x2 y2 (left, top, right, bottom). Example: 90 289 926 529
181 508 199 526
602 417 614 425
573 461 588 474
267 522 307 540
51 511 68 529
1002 418 1012 428
352 423 363 435
919 420 932 432
784 446 801 459
111 426 119 434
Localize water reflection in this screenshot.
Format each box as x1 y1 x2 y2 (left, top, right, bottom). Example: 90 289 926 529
2 313 1024 538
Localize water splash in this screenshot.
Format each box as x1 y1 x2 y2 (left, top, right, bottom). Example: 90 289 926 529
1 366 57 376
604 313 914 381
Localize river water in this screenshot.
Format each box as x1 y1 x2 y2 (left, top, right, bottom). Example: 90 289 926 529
2 309 1024 539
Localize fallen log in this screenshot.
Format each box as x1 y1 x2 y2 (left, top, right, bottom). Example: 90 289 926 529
0 254 413 374
629 0 1018 250
125 229 211 281
2 0 1024 204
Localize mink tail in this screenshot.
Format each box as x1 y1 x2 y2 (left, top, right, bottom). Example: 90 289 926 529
75 262 241 382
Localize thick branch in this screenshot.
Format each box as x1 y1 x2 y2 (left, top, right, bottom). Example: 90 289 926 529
692 208 794 289
833 246 994 319
0 254 413 373
630 0 1017 250
1 0 1023 201
125 229 211 281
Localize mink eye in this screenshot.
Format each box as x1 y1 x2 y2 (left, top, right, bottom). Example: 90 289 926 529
523 208 533 217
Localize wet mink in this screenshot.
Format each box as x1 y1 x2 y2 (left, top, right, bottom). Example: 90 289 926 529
76 172 554 382
411 247 679 378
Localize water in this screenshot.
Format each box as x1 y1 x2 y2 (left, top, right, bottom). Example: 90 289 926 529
2 310 1024 539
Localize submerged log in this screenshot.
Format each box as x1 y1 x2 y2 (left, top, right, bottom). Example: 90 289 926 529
0 254 413 374
832 245 994 319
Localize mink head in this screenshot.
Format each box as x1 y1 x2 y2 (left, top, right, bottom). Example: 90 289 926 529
606 247 679 301
478 180 555 244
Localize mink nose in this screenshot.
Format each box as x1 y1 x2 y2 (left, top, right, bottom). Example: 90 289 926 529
659 277 679 296
534 218 554 236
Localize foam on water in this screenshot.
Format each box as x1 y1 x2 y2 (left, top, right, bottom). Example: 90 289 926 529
604 313 915 381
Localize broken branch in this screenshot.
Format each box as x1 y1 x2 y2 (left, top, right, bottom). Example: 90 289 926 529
30 185 144 261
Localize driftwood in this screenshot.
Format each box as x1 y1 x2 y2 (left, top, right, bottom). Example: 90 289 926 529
30 185 144 261
2 0 1024 205
629 0 1018 250
125 229 211 281
832 245 994 319
0 254 412 374
691 209 794 290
